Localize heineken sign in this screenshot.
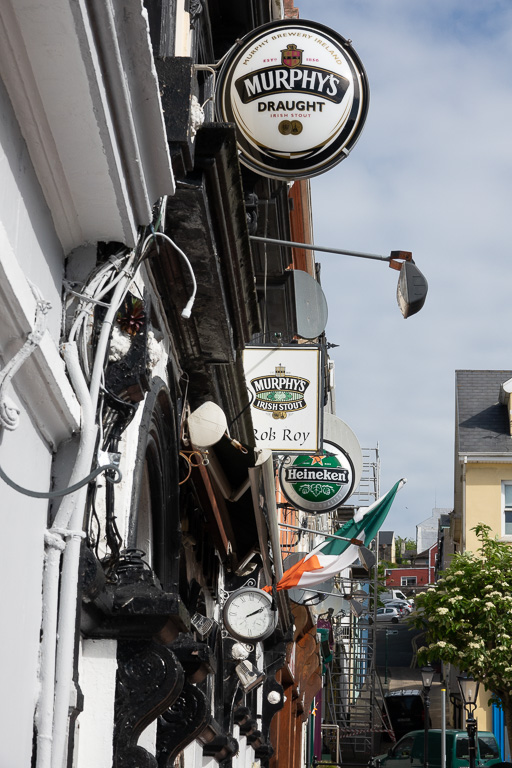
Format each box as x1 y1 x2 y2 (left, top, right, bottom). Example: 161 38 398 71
279 439 355 514
215 19 369 180
243 346 322 452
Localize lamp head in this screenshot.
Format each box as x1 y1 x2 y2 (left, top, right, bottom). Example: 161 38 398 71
358 545 376 570
457 675 480 711
349 598 365 617
421 664 435 691
396 259 428 318
235 660 266 692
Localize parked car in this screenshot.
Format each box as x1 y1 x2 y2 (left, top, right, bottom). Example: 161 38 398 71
383 601 408 615
369 729 502 768
370 606 401 624
383 690 427 739
383 599 412 615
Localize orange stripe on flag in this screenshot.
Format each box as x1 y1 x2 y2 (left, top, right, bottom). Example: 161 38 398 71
272 554 323 592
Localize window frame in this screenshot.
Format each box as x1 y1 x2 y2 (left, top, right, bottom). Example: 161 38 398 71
401 576 417 587
502 481 512 539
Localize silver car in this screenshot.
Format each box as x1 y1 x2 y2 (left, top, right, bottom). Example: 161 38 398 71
383 600 411 615
369 606 401 624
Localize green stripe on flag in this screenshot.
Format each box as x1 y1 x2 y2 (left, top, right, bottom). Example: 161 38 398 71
318 479 404 557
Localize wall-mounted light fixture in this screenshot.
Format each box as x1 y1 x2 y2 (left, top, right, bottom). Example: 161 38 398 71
190 613 215 638
250 236 428 318
235 660 266 692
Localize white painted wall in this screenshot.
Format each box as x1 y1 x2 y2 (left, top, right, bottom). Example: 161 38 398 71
0 59 70 768
76 640 118 768
0 76 64 339
416 508 449 553
0 1 176 764
184 739 206 768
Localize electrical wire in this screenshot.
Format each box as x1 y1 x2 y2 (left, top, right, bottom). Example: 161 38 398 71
0 461 121 499
86 483 101 555
142 231 197 318
228 386 254 431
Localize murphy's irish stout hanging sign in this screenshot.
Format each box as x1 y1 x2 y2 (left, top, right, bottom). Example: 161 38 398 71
216 19 369 179
243 346 322 452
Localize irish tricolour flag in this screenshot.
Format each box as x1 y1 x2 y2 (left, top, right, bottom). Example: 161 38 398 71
269 479 406 592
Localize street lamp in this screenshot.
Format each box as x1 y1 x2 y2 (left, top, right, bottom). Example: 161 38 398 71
457 675 480 768
384 629 398 684
249 236 428 318
421 665 435 768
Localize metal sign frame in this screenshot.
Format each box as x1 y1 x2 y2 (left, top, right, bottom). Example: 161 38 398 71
243 344 324 453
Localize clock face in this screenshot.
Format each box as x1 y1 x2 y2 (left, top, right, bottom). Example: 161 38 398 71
223 588 277 642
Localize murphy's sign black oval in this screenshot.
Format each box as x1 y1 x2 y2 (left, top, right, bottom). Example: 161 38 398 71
251 370 309 414
216 19 369 180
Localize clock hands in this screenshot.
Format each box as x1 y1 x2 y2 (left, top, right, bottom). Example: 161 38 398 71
223 588 277 641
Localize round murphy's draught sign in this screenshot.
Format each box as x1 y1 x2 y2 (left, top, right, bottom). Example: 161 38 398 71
215 19 369 180
279 439 355 514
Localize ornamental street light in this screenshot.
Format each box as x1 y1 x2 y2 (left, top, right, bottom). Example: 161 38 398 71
250 236 428 319
457 675 480 768
421 665 435 768
384 629 398 684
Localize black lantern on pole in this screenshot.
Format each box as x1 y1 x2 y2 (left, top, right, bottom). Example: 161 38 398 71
457 675 480 768
421 665 434 768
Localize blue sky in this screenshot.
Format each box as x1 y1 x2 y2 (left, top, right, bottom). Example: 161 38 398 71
296 0 512 538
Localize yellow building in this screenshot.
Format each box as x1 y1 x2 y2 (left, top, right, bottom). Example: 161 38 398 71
452 370 512 752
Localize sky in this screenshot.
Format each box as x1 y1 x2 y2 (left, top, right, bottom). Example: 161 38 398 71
296 0 512 538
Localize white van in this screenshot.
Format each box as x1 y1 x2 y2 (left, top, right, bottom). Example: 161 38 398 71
381 589 413 606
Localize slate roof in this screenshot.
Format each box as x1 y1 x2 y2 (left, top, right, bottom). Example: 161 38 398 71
456 370 512 454
378 531 394 545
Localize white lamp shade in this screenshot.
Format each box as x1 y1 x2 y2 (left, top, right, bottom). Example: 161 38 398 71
421 665 435 690
457 675 480 707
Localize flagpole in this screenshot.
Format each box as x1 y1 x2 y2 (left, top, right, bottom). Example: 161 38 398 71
278 521 363 546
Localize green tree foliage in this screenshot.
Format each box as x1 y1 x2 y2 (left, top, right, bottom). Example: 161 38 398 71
395 535 416 564
413 524 512 736
396 535 415 551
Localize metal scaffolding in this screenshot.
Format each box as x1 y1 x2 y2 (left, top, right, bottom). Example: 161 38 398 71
320 447 395 761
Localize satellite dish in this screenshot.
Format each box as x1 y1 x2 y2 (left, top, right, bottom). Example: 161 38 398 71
311 590 349 617
291 270 328 340
323 412 363 493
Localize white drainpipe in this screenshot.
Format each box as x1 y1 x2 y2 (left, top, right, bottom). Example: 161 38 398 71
36 255 136 768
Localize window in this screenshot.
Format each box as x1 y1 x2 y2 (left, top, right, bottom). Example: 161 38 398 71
393 735 415 759
478 735 499 760
503 483 512 536
401 576 417 587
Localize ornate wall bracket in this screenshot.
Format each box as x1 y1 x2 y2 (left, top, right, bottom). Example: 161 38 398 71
157 680 209 767
113 639 184 768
